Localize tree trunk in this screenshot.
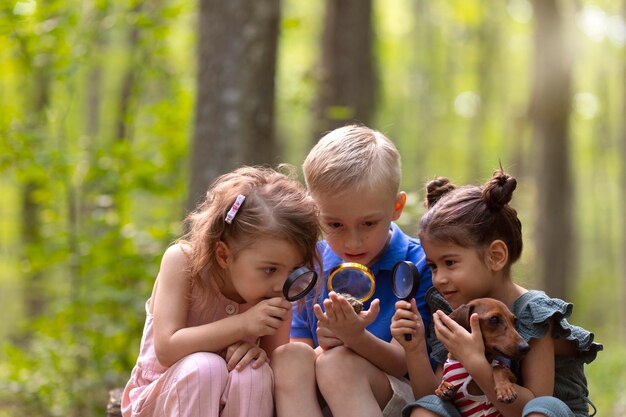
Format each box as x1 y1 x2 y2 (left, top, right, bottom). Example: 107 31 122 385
617 1 626 340
529 0 573 300
19 51 52 323
187 0 281 211
310 0 376 143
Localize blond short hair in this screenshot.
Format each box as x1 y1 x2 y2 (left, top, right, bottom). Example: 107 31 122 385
303 125 401 196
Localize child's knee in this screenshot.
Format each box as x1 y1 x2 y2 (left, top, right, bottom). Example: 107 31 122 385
522 396 574 417
229 362 273 394
272 342 315 378
173 352 228 380
173 352 228 386
315 346 363 381
271 341 315 364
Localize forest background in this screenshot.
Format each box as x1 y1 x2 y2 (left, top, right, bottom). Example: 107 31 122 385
1 0 625 416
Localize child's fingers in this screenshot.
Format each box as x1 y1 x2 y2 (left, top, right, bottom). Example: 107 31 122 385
251 352 268 369
226 343 246 370
469 313 482 339
329 292 353 319
362 298 380 326
322 298 336 320
239 348 266 370
433 310 453 340
313 303 328 323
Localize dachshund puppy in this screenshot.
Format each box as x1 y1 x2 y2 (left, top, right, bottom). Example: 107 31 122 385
435 298 530 404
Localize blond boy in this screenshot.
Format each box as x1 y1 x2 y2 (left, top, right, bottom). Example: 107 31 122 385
271 125 434 417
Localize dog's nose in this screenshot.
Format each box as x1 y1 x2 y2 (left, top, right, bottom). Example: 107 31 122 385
517 341 530 355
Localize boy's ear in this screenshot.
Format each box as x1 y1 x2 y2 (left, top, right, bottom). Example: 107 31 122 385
486 239 508 271
392 192 407 220
215 241 231 269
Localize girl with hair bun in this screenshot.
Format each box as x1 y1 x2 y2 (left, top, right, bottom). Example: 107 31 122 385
391 169 602 417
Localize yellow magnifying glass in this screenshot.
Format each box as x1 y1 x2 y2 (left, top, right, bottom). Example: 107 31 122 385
327 262 376 303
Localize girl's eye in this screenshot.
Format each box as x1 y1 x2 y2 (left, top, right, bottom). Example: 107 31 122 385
264 267 277 274
363 221 377 227
427 262 437 271
327 222 342 229
444 259 455 267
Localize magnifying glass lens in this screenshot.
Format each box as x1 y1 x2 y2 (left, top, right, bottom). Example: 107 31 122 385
283 267 317 301
391 261 421 341
392 262 414 299
328 264 375 302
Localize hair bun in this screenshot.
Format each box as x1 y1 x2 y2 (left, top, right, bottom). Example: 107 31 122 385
482 170 516 210
425 177 455 208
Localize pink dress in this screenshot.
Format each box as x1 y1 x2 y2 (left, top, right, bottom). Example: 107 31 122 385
121 290 273 417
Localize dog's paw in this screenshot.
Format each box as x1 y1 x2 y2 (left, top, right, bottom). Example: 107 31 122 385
435 381 457 402
495 382 517 403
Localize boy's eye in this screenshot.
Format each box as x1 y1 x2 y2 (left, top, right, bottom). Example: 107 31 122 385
444 259 455 267
264 267 277 274
327 222 342 229
426 262 436 271
363 221 377 227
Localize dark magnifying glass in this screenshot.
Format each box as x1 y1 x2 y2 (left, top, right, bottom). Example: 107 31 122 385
391 261 421 340
283 266 318 301
328 262 376 303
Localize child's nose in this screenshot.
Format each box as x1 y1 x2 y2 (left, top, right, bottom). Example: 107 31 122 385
345 229 362 249
432 270 447 287
272 278 286 297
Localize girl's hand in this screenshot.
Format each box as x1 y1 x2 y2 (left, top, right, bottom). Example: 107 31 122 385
434 310 487 371
391 299 426 351
316 319 344 351
313 291 379 344
224 341 268 371
242 297 292 338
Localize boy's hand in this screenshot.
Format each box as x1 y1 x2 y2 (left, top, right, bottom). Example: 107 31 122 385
313 291 379 345
223 341 268 371
391 299 426 351
316 319 343 350
242 297 292 338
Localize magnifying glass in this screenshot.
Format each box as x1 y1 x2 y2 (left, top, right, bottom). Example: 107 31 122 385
391 261 421 340
328 262 376 304
283 266 318 301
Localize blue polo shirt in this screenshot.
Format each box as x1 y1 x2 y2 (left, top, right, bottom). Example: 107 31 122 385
291 222 433 348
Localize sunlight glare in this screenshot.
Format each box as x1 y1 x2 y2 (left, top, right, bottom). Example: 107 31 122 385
573 93 600 120
454 91 481 119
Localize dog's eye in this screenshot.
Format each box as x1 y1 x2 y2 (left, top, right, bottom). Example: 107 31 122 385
489 316 501 326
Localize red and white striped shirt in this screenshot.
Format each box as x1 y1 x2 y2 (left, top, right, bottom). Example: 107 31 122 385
441 358 502 417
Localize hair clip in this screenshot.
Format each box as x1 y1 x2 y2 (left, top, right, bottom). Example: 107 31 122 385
225 194 246 224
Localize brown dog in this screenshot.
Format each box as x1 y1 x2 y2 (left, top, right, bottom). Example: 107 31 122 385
435 298 530 404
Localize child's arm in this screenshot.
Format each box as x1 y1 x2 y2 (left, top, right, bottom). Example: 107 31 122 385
434 311 555 417
313 292 407 377
259 307 292 355
152 244 292 367
391 299 439 397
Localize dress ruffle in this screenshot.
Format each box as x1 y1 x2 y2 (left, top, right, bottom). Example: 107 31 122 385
511 290 603 364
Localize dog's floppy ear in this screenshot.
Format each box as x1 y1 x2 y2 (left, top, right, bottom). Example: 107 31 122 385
449 303 473 331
